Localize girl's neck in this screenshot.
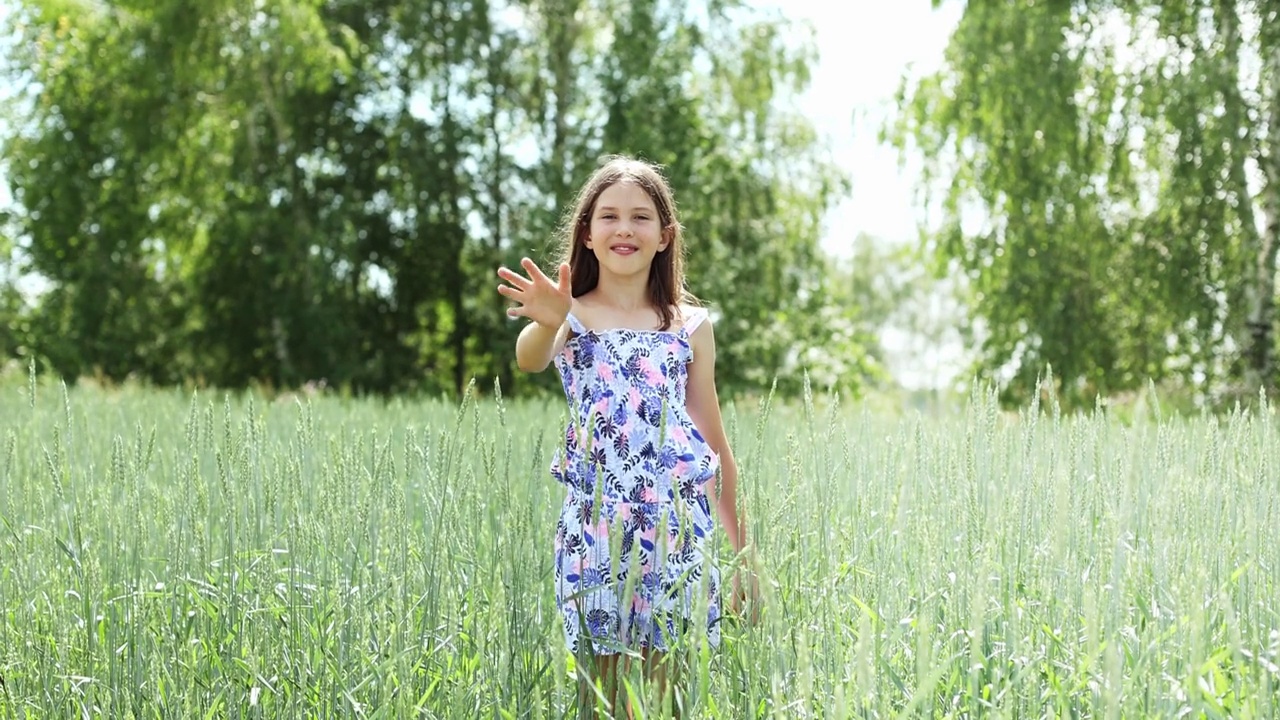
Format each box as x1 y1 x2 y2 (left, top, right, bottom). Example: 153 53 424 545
592 273 652 313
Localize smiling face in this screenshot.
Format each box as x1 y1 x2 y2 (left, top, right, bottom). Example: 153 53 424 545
558 156 691 332
584 181 669 280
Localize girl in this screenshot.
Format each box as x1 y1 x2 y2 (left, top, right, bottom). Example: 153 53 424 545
496 156 752 717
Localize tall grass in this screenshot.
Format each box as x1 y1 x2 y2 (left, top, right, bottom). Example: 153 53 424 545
0 372 1277 718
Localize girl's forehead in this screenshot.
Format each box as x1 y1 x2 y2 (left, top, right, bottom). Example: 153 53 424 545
596 180 658 209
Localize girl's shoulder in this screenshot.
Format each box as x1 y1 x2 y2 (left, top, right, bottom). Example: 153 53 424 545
675 303 712 334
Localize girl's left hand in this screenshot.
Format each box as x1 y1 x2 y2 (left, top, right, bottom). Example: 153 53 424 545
729 558 762 625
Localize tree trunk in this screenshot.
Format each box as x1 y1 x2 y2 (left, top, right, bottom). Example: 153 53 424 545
547 0 582 203
439 9 469 398
1247 41 1280 397
487 32 515 397
257 56 303 384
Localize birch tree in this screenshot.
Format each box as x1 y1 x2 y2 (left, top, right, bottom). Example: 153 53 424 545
890 0 1280 407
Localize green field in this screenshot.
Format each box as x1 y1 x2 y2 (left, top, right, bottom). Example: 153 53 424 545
1 374 1278 718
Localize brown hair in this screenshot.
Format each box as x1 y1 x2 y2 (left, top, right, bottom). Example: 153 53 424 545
556 155 697 332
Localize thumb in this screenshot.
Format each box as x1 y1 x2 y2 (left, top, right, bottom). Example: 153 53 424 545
558 263 571 292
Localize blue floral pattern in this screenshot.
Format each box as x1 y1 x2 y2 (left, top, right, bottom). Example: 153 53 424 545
549 307 722 655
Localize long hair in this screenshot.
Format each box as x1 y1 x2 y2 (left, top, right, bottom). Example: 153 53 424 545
556 155 697 332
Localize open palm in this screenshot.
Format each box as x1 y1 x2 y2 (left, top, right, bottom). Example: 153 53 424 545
497 258 572 329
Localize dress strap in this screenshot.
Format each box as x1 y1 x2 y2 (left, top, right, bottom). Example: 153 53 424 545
679 306 710 336
565 311 588 335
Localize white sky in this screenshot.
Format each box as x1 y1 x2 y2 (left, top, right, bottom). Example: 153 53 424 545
770 0 963 256
771 0 967 390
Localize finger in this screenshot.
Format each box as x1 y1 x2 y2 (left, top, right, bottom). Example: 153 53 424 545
557 262 571 292
522 254 558 283
507 305 526 318
497 266 532 290
521 257 550 284
497 284 524 299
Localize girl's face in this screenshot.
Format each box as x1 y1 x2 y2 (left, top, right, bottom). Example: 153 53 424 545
585 181 669 280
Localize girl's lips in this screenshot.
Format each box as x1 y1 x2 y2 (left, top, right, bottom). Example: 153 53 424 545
611 245 638 255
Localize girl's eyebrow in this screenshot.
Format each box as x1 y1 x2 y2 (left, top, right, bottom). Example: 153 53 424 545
596 205 655 212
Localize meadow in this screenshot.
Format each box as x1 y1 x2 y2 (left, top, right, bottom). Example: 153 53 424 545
0 372 1278 718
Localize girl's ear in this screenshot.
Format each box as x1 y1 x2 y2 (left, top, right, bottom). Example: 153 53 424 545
660 224 675 252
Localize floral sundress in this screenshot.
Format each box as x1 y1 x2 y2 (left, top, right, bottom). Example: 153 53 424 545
548 307 722 656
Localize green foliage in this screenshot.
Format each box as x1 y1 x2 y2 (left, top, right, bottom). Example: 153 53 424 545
0 212 18 361
0 0 876 400
889 0 1280 410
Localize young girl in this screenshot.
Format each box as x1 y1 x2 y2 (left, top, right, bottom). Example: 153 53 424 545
496 156 751 715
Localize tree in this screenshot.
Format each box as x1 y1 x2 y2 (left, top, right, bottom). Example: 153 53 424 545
1 0 876 400
888 0 1280 409
0 213 20 364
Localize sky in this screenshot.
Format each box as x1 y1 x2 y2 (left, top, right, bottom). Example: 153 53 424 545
770 0 968 390
770 0 963 257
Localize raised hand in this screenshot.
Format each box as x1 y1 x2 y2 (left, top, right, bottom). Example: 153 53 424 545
497 257 572 330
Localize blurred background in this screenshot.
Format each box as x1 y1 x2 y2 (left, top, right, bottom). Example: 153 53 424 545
0 0 1277 414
